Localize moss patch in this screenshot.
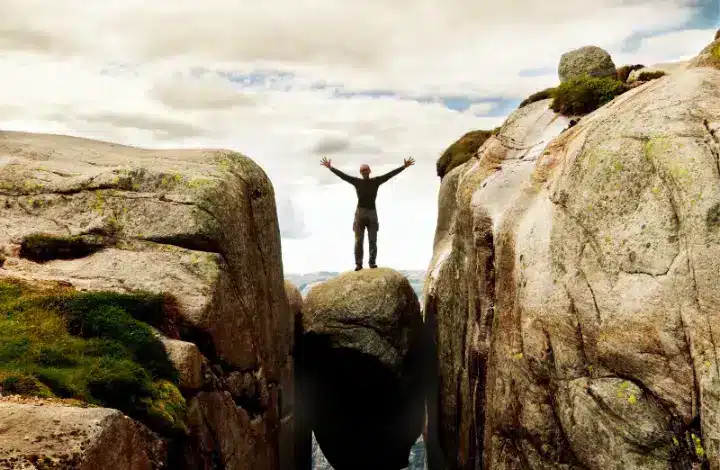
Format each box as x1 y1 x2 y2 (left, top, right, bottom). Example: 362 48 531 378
20 234 105 263
518 88 555 109
0 278 186 434
636 70 666 81
550 75 628 116
436 130 493 179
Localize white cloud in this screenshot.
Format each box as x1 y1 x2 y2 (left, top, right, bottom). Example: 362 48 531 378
0 0 716 272
465 102 496 116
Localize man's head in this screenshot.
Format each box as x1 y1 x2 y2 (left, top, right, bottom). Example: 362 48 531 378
359 164 371 179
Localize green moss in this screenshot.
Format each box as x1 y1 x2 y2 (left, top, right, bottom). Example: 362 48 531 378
0 278 185 435
436 130 493 179
636 70 666 81
550 75 628 116
712 41 720 59
20 233 104 263
518 87 556 109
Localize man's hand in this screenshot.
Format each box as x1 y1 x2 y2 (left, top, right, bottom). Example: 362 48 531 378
403 157 415 168
321 157 332 169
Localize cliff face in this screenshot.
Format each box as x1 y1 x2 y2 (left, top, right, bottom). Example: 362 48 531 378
425 44 720 469
0 132 294 469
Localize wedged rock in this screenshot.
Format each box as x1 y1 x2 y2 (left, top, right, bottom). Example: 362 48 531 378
162 338 203 390
0 402 166 469
425 60 720 469
558 45 617 82
299 268 425 469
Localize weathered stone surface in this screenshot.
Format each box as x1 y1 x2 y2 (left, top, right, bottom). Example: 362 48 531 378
0 402 166 469
689 38 720 70
283 280 303 357
162 338 203 390
299 268 425 469
184 391 277 470
0 131 293 470
425 60 720 469
0 131 289 377
558 45 617 82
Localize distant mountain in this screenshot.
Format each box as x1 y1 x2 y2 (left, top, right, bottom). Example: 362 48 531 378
285 269 426 302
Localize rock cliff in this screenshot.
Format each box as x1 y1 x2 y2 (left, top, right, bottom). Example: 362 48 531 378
425 38 720 469
0 132 294 469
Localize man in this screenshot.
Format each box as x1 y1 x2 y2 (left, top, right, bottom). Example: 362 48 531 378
321 156 415 271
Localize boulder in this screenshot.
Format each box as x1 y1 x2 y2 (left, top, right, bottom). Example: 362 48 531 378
0 132 293 470
0 402 166 469
0 131 288 374
425 48 720 470
299 268 425 469
558 45 617 83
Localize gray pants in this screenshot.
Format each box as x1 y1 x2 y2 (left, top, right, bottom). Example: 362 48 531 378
353 208 378 266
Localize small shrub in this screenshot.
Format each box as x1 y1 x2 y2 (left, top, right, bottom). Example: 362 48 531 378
550 75 628 116
715 29 719 41
616 64 645 83
518 88 556 109
437 130 493 179
636 70 666 81
20 234 104 263
0 278 185 434
0 371 53 396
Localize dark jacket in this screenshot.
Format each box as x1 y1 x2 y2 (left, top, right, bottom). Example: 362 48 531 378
330 166 405 210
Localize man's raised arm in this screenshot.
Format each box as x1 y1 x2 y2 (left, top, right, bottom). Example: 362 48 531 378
321 157 359 184
374 157 415 184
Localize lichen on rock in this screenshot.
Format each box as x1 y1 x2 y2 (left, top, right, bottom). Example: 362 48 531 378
424 56 720 469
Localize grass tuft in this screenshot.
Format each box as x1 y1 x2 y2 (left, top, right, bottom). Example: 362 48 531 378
636 70 666 81
550 75 628 116
518 88 556 109
436 130 494 179
0 278 186 435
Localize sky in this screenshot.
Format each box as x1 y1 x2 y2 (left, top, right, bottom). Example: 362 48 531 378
0 0 718 274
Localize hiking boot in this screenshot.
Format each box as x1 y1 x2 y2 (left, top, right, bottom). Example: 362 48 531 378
354 265 363 271
369 264 377 269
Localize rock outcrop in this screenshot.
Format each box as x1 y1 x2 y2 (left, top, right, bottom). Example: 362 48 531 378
689 38 720 70
425 39 720 469
0 401 165 469
558 45 617 83
0 132 294 469
298 268 425 469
